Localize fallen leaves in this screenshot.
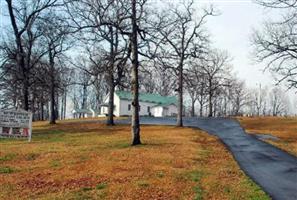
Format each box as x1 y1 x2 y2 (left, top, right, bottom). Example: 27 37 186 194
0 121 269 200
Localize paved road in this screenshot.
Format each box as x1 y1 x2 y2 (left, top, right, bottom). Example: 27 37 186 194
118 117 297 200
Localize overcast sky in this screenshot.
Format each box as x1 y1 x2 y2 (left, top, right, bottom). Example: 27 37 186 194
197 0 274 88
194 0 296 111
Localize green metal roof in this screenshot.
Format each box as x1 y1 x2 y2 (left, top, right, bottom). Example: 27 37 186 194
72 109 92 113
115 90 177 106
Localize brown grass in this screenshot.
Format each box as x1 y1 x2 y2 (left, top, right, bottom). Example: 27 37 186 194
0 120 268 200
238 117 297 156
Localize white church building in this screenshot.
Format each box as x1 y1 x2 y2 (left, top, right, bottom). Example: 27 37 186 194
100 90 178 117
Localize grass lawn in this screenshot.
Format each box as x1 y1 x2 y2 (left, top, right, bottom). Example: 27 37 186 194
238 117 297 156
0 120 269 200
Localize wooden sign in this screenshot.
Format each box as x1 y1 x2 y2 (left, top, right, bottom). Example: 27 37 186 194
0 110 33 142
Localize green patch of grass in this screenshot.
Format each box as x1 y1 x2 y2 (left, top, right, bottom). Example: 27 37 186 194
47 136 66 143
34 130 66 143
241 178 270 200
156 171 165 178
69 186 107 200
185 170 204 182
82 187 93 191
69 190 93 200
0 166 15 174
136 180 150 187
193 185 203 200
49 159 61 168
224 185 231 194
36 129 64 135
96 183 107 190
77 155 90 162
184 170 204 200
0 153 17 162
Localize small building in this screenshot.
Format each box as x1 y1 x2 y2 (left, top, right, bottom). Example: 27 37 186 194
72 108 100 118
101 90 178 117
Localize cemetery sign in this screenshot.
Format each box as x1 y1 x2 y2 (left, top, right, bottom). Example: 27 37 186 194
0 110 32 142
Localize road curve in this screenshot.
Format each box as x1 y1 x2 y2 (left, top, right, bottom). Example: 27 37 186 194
118 117 297 200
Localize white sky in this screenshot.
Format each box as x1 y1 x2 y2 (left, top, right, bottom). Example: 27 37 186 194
199 0 272 88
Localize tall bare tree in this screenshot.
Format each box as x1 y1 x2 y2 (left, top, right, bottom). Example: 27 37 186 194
252 0 297 89
198 49 231 117
184 64 200 117
153 0 215 126
3 0 60 110
229 79 248 116
38 11 71 124
269 87 288 116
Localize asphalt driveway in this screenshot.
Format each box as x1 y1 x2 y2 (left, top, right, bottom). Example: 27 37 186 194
120 117 297 200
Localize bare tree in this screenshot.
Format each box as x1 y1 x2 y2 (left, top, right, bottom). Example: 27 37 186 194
139 62 176 96
252 0 297 89
2 0 61 110
196 80 208 117
184 62 201 117
38 11 72 124
152 0 215 126
184 78 198 117
269 87 288 116
250 84 268 116
229 79 248 116
255 0 297 8
198 50 231 117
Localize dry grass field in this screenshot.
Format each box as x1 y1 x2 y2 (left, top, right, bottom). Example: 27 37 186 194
0 120 269 200
238 117 297 156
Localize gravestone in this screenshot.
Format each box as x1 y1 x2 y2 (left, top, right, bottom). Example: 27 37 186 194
0 110 32 142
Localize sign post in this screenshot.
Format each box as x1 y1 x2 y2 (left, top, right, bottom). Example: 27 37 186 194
0 110 33 142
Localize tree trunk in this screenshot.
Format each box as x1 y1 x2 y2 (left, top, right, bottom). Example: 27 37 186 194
7 0 29 111
223 96 227 116
131 0 141 146
176 63 183 126
208 80 213 117
82 84 87 109
63 90 67 119
199 105 203 117
55 95 59 120
208 94 213 117
107 26 115 126
213 99 216 117
191 99 195 117
60 95 64 120
31 94 36 121
49 83 56 124
49 50 56 124
107 78 115 125
23 81 29 111
41 100 44 121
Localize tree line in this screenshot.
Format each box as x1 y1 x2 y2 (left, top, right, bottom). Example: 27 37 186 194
0 0 295 145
